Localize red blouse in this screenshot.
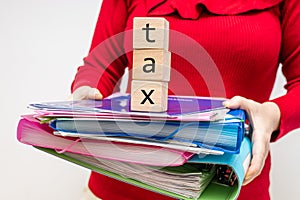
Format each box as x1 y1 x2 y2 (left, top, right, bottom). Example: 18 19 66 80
72 0 300 199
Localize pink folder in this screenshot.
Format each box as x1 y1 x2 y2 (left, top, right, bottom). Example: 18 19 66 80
17 115 193 166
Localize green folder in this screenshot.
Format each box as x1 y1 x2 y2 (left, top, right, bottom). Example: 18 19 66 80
35 137 251 200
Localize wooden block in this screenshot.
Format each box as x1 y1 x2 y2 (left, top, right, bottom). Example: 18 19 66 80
132 49 171 82
131 80 168 112
133 17 169 50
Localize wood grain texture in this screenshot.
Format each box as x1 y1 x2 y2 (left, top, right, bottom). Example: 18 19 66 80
133 17 169 50
130 80 168 112
132 49 171 81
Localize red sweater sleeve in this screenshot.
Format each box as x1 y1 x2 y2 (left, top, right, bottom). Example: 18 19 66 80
71 0 128 97
271 0 300 139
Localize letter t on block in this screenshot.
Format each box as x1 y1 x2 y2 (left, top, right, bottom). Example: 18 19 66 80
133 17 169 50
131 80 168 112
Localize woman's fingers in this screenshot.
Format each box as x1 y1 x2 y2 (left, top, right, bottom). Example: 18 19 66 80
223 96 280 185
223 96 255 110
87 88 103 100
243 130 269 185
68 86 103 100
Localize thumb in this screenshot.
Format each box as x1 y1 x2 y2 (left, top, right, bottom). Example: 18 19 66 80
87 88 103 100
222 96 250 110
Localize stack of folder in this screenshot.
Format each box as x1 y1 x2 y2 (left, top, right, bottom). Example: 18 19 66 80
17 94 251 200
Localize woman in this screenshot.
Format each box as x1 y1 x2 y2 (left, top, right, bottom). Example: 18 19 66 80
71 0 300 199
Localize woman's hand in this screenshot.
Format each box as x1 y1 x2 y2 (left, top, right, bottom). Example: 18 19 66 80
223 96 281 185
68 86 103 101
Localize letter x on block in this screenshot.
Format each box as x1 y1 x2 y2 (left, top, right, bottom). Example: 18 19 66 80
130 80 168 112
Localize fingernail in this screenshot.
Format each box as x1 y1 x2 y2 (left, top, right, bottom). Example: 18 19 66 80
222 100 231 108
95 93 102 99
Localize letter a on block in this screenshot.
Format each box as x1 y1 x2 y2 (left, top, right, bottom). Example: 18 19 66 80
133 17 169 49
143 58 155 73
131 80 168 112
132 49 171 81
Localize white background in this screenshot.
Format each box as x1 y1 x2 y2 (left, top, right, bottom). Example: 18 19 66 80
1 0 299 199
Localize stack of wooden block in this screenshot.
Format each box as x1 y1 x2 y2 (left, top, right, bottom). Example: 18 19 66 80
131 17 171 112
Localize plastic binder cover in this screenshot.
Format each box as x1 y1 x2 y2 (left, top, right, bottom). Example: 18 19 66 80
49 109 246 154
